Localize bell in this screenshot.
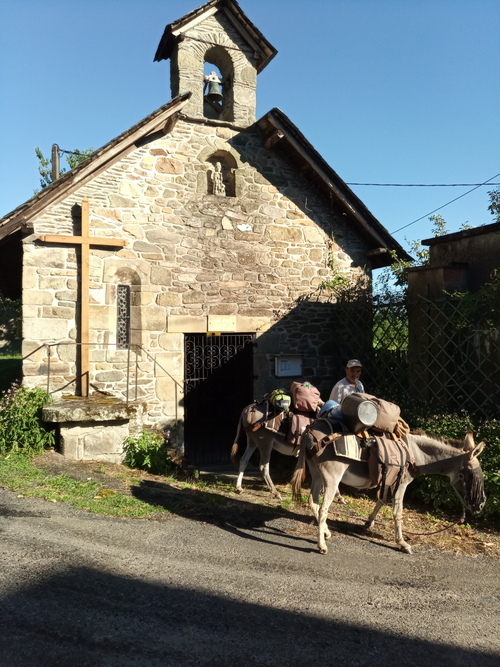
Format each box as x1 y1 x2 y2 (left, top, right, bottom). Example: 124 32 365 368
205 80 223 102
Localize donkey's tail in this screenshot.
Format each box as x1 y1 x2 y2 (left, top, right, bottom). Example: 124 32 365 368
230 412 245 464
290 441 307 505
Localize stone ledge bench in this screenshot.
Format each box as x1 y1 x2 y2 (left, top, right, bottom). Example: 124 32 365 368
42 397 146 463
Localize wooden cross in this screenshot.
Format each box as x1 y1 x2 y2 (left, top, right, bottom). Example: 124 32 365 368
38 197 128 397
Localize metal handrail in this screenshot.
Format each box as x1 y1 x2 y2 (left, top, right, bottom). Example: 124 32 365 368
23 342 183 420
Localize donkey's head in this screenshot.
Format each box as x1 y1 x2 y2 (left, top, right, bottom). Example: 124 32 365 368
451 433 486 515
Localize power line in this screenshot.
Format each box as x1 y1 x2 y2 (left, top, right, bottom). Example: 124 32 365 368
391 172 500 235
347 182 500 187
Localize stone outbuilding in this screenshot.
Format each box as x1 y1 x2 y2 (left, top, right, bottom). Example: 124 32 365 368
0 0 409 464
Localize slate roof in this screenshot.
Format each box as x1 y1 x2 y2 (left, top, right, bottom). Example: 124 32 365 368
154 0 277 73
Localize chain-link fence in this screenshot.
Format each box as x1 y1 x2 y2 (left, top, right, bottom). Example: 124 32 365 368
330 294 500 419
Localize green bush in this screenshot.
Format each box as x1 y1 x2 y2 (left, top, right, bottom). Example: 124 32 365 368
0 383 55 455
407 411 500 522
123 430 178 476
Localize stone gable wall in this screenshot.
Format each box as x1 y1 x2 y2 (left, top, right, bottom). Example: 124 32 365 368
22 118 371 427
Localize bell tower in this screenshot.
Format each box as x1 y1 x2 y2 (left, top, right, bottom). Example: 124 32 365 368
154 0 277 127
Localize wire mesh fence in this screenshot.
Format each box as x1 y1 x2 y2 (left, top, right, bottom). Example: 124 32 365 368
330 294 500 419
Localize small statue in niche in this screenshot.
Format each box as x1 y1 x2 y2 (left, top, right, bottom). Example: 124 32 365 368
209 161 226 196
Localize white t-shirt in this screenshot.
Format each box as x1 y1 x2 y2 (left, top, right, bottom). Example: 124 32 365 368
329 378 364 404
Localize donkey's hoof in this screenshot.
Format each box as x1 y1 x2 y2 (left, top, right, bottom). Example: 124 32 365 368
235 487 243 495
399 543 412 554
365 520 374 531
319 547 328 555
337 495 347 505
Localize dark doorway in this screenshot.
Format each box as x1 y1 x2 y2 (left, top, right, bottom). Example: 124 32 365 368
184 333 255 465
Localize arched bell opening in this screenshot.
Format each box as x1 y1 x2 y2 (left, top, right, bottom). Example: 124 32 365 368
206 151 237 197
203 46 234 122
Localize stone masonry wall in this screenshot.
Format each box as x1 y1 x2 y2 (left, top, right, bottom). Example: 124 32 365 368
22 118 371 428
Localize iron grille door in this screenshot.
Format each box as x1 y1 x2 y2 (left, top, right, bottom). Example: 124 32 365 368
184 333 254 465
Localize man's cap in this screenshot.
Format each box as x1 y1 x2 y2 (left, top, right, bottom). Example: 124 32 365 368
346 359 362 368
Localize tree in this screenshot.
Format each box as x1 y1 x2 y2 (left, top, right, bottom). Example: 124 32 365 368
375 214 450 295
34 146 94 190
487 187 500 222
375 186 500 297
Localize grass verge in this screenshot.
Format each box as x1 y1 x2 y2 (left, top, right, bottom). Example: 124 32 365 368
0 452 168 518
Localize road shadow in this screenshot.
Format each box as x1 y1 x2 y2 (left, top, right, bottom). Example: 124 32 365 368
1 566 498 666
132 477 306 529
131 479 405 554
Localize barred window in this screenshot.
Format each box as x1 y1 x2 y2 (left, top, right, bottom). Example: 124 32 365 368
117 284 130 349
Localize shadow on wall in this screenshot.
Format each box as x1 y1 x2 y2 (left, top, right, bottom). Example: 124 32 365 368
0 358 22 394
1 564 498 666
0 297 21 358
254 296 375 401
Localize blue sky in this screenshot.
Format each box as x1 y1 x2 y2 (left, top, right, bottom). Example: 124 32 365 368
1 0 499 255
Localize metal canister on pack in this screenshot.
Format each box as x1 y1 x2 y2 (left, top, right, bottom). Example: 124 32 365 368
341 393 378 434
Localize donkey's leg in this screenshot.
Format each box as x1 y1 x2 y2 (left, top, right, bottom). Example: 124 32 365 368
335 490 346 504
307 460 326 531
254 433 283 500
317 487 338 554
317 469 343 554
260 461 282 500
235 436 257 494
392 482 412 554
366 498 384 530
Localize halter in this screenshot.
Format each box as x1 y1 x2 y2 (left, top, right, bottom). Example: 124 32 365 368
457 459 468 521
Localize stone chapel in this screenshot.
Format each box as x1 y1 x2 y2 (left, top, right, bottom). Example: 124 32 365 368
0 0 409 465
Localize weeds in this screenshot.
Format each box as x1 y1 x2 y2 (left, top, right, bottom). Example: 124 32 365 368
123 430 180 476
0 384 54 455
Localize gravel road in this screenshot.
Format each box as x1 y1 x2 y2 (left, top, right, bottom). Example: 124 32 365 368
1 486 499 666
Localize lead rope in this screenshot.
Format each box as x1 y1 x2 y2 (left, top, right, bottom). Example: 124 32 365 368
325 503 466 536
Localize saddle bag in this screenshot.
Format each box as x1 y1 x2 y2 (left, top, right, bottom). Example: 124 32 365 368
287 412 316 448
305 418 344 459
368 435 411 497
290 381 321 413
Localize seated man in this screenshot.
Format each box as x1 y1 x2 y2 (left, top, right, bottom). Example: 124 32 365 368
329 359 364 404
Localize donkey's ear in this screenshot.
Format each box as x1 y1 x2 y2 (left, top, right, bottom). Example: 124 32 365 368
463 432 475 451
471 441 486 459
